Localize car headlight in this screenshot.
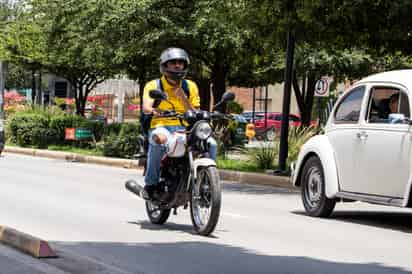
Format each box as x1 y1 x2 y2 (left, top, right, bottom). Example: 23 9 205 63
194 122 212 140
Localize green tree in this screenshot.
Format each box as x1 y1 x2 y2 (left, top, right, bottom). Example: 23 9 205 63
3 0 120 115
108 0 257 110
244 0 412 126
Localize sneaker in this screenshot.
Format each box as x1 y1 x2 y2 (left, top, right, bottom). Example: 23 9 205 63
143 185 156 200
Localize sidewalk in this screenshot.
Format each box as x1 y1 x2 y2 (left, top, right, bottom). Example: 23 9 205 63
3 146 294 190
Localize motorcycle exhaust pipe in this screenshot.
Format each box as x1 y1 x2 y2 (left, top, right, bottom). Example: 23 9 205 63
125 180 145 199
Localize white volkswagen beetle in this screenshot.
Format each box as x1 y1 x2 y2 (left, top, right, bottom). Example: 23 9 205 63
291 69 412 217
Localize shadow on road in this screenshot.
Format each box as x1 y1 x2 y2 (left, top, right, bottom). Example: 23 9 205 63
50 240 412 274
292 210 412 233
127 221 224 238
128 220 197 235
222 182 297 195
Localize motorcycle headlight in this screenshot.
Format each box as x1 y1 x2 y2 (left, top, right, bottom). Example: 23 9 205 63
195 122 212 140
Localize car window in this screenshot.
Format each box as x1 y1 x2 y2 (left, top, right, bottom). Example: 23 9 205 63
289 115 300 122
234 115 247 123
334 86 365 123
366 87 410 124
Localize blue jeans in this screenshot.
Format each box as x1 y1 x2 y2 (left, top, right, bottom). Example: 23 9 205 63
144 125 217 186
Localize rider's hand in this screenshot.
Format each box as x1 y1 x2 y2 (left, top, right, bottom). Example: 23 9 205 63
174 87 194 111
174 87 187 101
152 109 161 117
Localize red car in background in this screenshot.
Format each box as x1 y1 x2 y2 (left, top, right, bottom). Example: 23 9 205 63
253 112 317 141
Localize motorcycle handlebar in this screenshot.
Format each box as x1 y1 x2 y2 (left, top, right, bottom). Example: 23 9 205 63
157 110 233 121
156 110 181 118
210 112 233 120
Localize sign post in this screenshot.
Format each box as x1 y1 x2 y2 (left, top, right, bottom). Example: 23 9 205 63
65 128 93 141
314 77 330 97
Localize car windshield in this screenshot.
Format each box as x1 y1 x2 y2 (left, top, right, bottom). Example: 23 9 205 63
234 115 247 123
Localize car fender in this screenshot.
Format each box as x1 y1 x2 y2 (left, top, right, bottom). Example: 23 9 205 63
193 158 216 180
292 134 339 198
402 173 412 207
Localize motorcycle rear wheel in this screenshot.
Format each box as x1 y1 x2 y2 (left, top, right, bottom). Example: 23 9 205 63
145 201 171 225
190 166 221 236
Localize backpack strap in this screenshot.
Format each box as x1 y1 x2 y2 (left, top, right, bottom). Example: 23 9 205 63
157 78 190 98
181 79 190 98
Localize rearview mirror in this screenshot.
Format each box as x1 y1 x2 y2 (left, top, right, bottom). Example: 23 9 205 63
221 91 235 102
149 89 168 101
213 91 236 110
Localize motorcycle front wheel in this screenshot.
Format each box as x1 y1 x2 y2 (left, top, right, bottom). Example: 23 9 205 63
190 166 221 236
145 201 171 225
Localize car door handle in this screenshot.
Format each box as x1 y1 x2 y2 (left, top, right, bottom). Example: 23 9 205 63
356 131 368 140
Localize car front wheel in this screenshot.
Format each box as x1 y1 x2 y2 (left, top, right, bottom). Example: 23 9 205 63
264 128 277 141
301 156 336 217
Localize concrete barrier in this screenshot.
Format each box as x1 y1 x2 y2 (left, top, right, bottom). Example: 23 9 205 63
0 226 57 258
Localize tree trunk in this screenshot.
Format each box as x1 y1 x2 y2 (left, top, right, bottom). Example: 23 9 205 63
75 82 86 116
198 78 211 110
300 74 316 126
211 62 226 111
31 70 36 104
138 74 146 113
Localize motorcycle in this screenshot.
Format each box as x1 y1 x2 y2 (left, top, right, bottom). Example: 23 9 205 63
125 89 235 236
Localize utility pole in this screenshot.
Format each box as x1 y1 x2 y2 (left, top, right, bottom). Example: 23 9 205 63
277 30 295 174
117 79 124 123
252 87 256 123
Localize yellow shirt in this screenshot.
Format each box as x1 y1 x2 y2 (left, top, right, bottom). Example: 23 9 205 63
143 76 200 128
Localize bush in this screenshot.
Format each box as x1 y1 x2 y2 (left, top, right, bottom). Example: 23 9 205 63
287 126 317 164
119 122 140 136
251 142 278 170
102 122 141 158
8 113 52 148
76 119 105 142
49 115 85 145
103 122 123 137
7 106 104 148
227 101 244 114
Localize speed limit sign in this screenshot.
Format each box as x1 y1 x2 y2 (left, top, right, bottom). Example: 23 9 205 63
314 78 329 97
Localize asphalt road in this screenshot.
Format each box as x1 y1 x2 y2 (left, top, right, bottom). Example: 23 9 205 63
1 153 412 274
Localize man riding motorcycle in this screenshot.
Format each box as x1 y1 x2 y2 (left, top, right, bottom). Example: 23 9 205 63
142 47 217 199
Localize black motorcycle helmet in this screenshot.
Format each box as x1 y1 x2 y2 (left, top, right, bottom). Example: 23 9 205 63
159 47 190 81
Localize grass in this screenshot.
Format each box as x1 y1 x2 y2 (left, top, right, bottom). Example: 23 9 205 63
7 141 274 173
216 158 264 172
6 141 104 157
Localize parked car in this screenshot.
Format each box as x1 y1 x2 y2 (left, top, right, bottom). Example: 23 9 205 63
253 112 316 141
0 118 4 155
240 111 264 123
231 114 248 146
291 69 412 217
